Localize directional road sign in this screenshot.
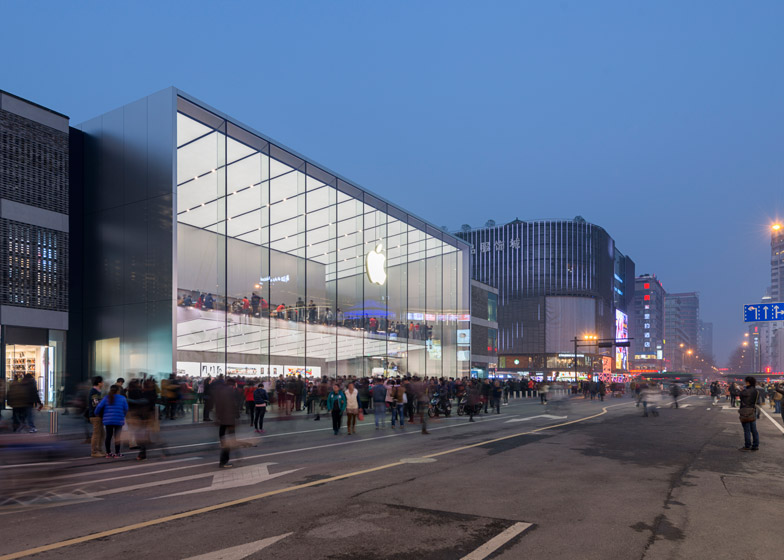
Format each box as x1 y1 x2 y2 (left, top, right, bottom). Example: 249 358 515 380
744 303 784 322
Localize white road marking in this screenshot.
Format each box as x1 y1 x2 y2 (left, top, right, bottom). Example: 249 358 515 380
759 407 784 434
156 464 300 499
460 522 533 560
54 462 216 489
504 414 567 423
49 457 202 480
88 462 291 497
706 408 711 410
0 461 69 470
183 532 292 560
157 399 544 451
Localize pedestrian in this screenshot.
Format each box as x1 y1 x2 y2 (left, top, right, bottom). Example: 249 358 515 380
641 384 660 417
467 380 480 422
94 385 129 458
670 383 682 408
253 382 269 433
7 375 40 434
481 379 491 413
243 381 256 424
738 376 760 452
597 380 606 402
491 380 502 414
126 379 155 460
372 378 387 429
345 382 360 435
327 383 347 435
413 378 430 435
85 376 105 457
214 377 239 468
391 381 406 429
539 382 550 405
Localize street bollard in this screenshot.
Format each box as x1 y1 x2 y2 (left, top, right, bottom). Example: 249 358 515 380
192 403 201 423
49 410 58 434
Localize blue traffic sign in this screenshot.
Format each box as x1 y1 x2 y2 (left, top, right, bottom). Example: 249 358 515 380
744 303 784 322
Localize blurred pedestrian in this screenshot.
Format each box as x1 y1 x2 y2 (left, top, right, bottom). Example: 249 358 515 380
94 385 128 458
372 378 386 429
491 380 502 414
214 377 239 468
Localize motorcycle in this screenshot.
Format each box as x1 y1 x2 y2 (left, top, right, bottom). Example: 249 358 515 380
427 391 452 417
456 396 482 416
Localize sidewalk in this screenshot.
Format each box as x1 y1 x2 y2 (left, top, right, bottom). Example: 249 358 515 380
2 391 575 439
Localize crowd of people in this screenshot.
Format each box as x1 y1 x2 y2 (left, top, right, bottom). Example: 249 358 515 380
7 371 784 467
178 291 436 341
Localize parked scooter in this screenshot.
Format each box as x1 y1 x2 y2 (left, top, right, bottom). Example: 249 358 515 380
427 391 452 417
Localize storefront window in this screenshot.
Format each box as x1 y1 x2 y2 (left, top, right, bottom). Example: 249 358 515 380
174 100 470 379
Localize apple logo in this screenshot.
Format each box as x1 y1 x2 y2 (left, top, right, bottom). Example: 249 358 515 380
366 244 387 285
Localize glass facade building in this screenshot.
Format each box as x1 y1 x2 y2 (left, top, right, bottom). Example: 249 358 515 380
456 217 634 380
74 88 470 380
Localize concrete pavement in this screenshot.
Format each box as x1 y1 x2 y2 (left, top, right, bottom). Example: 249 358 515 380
1 395 783 559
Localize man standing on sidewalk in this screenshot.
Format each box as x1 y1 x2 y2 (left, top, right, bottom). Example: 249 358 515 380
87 376 104 457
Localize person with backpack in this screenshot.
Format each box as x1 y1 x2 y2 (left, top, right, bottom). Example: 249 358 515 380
94 385 128 458
326 384 347 435
371 379 387 429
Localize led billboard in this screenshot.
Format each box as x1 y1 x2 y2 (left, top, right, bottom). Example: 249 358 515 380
615 309 628 371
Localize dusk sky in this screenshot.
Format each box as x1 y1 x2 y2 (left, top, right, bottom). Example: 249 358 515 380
2 1 782 364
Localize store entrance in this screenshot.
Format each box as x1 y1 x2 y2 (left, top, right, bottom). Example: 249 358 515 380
5 344 51 405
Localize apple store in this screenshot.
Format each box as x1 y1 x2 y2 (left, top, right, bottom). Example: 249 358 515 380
75 88 471 380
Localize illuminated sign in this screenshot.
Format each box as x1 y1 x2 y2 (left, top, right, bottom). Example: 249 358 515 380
259 275 290 284
366 244 387 285
615 310 629 370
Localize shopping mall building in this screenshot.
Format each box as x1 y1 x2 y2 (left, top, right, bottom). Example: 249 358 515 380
70 88 471 384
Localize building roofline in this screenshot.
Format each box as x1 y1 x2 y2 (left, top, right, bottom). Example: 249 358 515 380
0 89 69 119
171 87 470 250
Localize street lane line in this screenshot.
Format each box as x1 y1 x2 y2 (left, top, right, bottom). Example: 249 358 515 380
460 522 532 560
0 462 68 470
183 532 292 560
88 462 287 497
158 401 541 451
759 407 784 434
49 457 202 480
0 400 642 560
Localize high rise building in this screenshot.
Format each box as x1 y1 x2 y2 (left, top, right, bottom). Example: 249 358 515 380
0 91 70 406
456 217 635 381
764 224 784 372
698 321 713 361
664 292 699 371
771 224 784 300
631 274 665 368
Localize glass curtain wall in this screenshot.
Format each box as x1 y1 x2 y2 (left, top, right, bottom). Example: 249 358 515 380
174 96 468 379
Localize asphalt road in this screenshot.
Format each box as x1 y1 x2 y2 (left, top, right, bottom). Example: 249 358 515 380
1 394 782 560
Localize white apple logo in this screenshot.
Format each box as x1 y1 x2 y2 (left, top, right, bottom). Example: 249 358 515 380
366 244 387 285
